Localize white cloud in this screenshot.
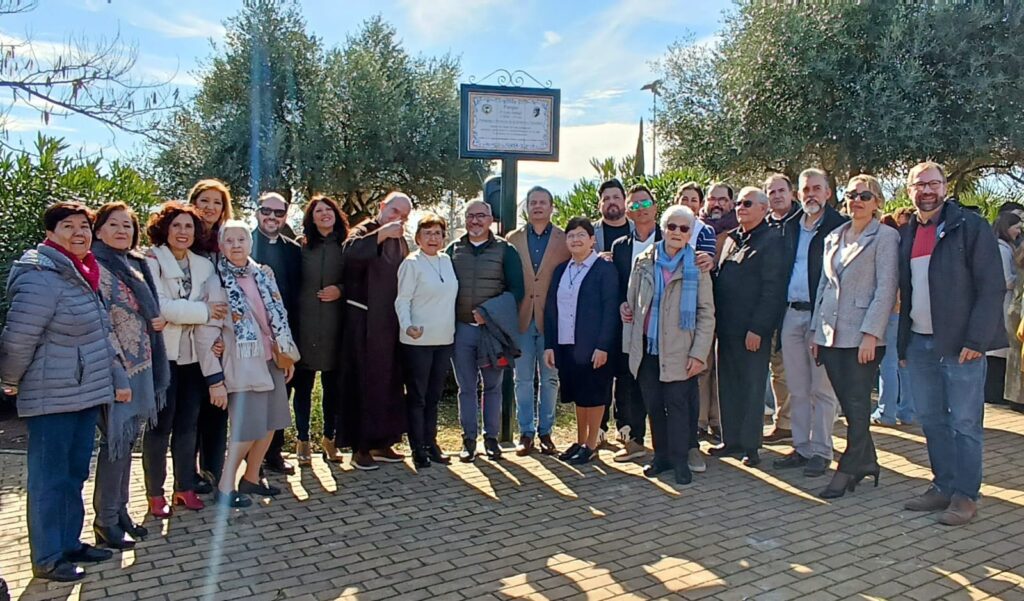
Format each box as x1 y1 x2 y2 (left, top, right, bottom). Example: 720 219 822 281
0 31 69 63
2 114 77 133
397 0 505 44
128 9 225 40
541 31 562 48
518 122 640 183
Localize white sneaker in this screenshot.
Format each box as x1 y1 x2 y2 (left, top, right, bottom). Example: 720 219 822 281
616 425 631 444
688 448 707 473
613 440 647 463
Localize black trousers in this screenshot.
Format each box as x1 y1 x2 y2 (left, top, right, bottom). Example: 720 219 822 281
717 336 770 453
142 362 203 495
819 346 884 475
609 351 647 443
402 343 454 449
985 356 1007 404
197 393 227 481
636 353 698 472
291 367 341 441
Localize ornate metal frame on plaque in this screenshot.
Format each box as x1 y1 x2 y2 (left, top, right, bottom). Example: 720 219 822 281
459 83 560 161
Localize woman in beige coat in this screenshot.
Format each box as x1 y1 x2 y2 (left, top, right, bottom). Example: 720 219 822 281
623 205 715 485
197 221 299 508
811 175 899 498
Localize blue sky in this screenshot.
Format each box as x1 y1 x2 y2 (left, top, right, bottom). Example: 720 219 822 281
4 0 732 196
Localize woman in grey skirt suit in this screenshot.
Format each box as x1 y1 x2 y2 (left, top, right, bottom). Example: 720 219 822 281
197 220 299 508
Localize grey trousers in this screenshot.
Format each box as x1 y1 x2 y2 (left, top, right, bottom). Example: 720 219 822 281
780 307 838 460
93 407 135 529
698 339 721 429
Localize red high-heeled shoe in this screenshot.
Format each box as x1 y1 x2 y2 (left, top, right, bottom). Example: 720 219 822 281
172 491 205 511
148 496 171 518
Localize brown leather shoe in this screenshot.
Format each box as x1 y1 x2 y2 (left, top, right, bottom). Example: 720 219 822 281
515 435 534 457
938 494 978 526
904 486 951 512
539 434 557 456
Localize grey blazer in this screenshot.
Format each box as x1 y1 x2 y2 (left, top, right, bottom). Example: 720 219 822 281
812 219 899 348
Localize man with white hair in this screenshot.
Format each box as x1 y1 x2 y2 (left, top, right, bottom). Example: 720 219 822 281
711 186 787 467
446 199 525 462
773 169 846 479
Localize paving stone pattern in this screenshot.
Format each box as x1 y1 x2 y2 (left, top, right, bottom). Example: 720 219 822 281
1 406 1023 600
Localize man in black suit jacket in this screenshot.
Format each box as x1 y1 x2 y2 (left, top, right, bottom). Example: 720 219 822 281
606 186 662 462
712 187 787 467
251 192 302 475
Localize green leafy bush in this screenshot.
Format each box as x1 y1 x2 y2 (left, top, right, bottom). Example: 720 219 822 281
0 135 162 327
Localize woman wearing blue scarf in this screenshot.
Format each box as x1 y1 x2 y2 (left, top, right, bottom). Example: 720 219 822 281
623 205 716 485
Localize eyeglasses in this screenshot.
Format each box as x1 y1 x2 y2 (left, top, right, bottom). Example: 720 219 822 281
466 212 491 222
259 207 287 218
909 180 944 191
665 223 691 233
628 199 655 211
738 199 756 208
844 191 876 202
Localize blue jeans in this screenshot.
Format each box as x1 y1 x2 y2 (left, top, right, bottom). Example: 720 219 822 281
514 320 558 437
874 313 916 424
26 406 100 570
905 333 985 500
453 322 504 440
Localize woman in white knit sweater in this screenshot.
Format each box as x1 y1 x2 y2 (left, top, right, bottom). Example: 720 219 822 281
395 214 459 469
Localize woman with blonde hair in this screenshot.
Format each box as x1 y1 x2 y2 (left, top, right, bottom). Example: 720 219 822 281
811 174 899 498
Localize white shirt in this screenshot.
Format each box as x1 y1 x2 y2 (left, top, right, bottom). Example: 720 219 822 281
395 250 459 346
631 228 657 267
557 252 598 345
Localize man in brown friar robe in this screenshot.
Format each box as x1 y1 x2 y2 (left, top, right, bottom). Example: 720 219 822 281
337 192 412 471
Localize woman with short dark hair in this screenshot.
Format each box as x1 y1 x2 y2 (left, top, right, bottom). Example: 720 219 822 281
294 195 349 465
395 213 459 468
543 216 620 465
1 201 126 581
91 202 171 549
143 202 224 517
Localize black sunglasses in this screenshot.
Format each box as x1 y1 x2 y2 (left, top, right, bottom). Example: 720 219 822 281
259 207 287 218
665 223 691 233
844 191 876 202
738 199 756 208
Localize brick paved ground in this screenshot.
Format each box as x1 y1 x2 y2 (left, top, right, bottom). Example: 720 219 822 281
2 405 1023 601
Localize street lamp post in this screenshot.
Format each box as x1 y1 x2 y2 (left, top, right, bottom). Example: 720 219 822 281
641 79 662 175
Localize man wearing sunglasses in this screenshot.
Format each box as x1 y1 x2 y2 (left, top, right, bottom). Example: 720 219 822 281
773 169 846 479
608 185 662 463
251 191 302 476
898 161 1004 526
713 187 787 467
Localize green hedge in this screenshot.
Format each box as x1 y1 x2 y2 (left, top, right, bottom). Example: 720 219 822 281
0 135 163 328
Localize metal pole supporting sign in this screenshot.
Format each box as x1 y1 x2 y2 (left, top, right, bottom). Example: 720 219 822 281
458 70 560 443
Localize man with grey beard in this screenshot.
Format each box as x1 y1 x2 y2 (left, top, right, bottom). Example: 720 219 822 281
772 169 846 478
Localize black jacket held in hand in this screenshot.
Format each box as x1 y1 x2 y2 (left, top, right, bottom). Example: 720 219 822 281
544 258 620 366
781 204 848 309
714 220 787 339
897 200 1006 360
